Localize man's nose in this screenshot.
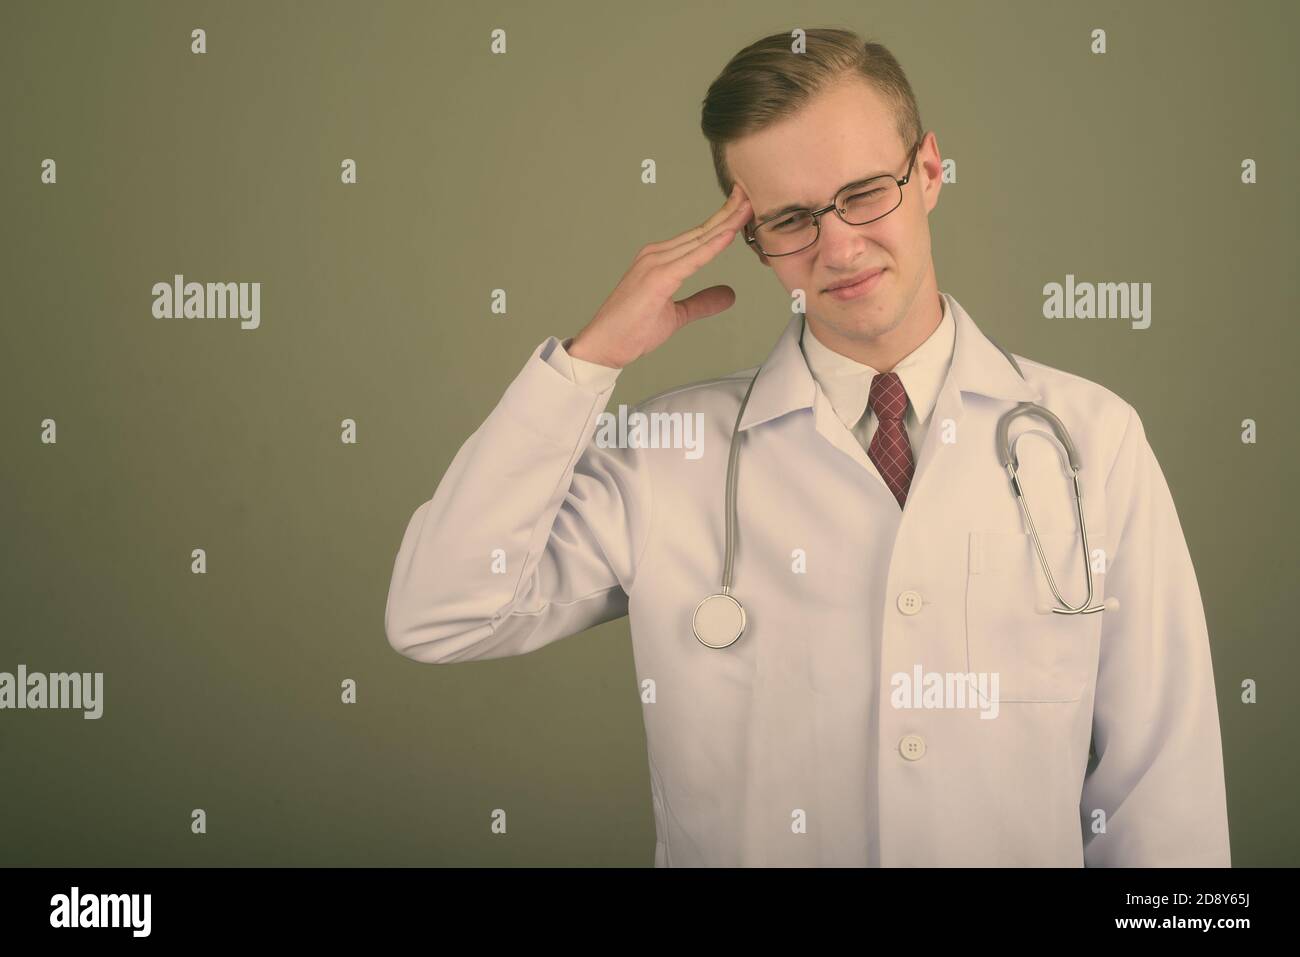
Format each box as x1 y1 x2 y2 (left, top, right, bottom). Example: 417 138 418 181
817 208 873 255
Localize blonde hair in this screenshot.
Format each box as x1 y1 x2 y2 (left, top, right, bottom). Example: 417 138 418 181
700 28 925 198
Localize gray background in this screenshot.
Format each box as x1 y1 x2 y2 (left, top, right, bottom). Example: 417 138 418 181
1 0 1295 865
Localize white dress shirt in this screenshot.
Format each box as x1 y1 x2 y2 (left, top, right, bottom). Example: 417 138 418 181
797 296 955 463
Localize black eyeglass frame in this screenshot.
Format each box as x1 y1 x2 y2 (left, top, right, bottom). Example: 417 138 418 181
742 135 925 257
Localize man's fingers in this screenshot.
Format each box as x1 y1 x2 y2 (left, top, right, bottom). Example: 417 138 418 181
650 190 749 255
675 190 747 249
660 201 749 278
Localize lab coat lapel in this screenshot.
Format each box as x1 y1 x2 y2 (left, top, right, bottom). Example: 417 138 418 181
736 314 816 433
736 314 895 498
900 295 1043 510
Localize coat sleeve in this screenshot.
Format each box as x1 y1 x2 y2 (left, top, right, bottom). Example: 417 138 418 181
384 336 648 663
1080 403 1231 865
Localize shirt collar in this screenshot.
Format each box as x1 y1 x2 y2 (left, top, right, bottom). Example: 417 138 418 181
798 293 955 431
737 291 1041 432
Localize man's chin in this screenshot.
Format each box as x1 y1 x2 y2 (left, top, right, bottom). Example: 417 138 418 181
825 302 893 332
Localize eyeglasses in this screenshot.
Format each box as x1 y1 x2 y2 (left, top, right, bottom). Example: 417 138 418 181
743 136 924 257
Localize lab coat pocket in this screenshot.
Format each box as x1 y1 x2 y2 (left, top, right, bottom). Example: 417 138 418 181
966 530 1106 704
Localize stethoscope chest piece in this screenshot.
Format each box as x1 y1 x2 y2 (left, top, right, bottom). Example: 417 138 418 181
693 592 746 649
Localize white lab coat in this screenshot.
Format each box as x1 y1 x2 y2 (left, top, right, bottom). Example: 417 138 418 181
384 291 1231 867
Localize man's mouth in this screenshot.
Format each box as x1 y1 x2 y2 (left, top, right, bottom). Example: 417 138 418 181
825 267 886 300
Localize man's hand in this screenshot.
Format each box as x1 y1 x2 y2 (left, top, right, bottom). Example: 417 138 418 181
568 185 752 369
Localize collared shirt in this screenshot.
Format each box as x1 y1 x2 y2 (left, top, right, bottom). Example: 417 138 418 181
798 296 955 465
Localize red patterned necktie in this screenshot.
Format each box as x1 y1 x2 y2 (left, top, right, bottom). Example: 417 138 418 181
867 371 914 508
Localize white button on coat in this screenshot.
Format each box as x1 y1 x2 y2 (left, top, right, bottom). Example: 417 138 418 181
896 590 923 615
384 291 1231 868
899 734 926 761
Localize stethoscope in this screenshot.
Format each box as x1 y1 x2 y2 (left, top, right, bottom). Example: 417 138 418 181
692 333 1109 649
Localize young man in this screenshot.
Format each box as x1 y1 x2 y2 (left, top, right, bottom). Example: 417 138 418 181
385 29 1230 867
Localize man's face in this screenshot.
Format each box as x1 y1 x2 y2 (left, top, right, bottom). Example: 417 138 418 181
725 77 942 352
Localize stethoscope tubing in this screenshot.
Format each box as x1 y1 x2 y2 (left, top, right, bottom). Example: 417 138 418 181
693 326 1106 649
